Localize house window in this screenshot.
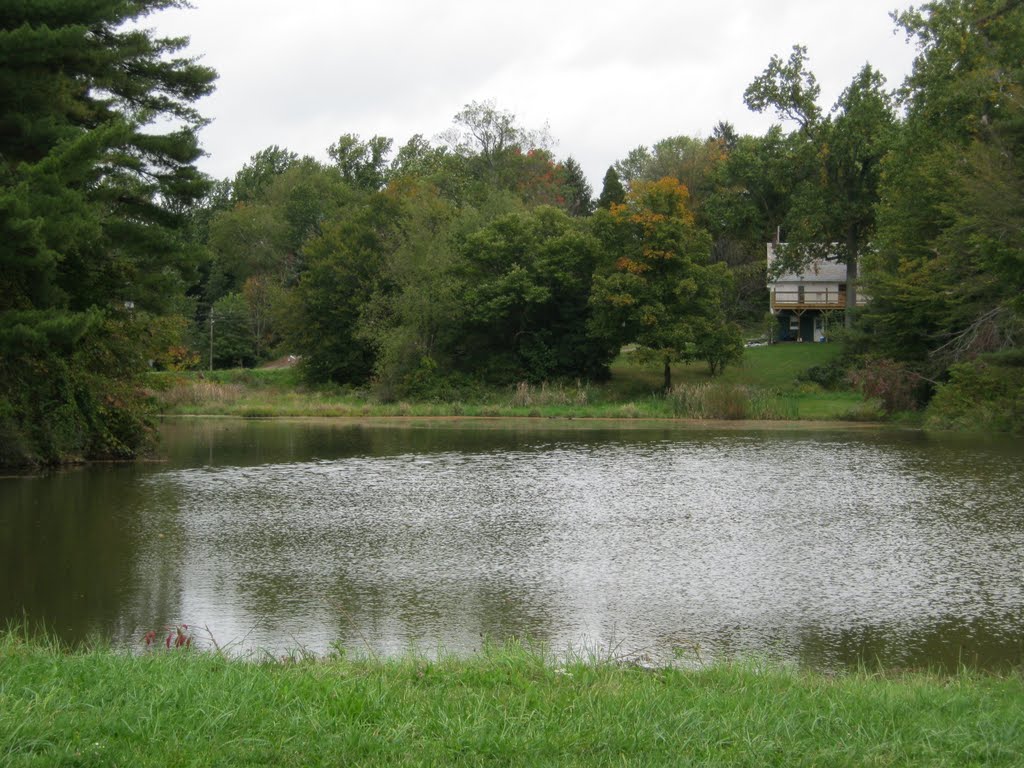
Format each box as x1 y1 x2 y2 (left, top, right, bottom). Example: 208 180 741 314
797 285 805 304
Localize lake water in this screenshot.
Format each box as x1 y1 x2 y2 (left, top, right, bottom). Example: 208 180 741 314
3 417 1023 670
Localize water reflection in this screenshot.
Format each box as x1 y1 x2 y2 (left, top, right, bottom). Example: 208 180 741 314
2 419 1023 670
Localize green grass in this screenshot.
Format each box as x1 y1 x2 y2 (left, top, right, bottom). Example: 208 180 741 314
2 634 1021 766
609 343 845 394
147 344 876 423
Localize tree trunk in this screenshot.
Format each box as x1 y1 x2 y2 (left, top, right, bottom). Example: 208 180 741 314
845 229 859 330
663 357 672 392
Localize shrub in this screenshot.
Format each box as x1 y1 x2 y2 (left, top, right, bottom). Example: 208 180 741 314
798 360 848 390
925 361 1024 432
847 358 922 414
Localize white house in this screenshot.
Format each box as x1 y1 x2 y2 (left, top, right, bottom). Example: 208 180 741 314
767 243 867 342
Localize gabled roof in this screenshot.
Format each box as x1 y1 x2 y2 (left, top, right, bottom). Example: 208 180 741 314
767 243 848 283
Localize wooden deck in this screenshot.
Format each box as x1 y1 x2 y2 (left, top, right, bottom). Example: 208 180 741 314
771 289 867 311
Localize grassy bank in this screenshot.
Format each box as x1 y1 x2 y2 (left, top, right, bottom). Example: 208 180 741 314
148 344 877 423
1 635 1021 766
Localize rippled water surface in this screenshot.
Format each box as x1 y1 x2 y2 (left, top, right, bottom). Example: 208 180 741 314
3 419 1023 669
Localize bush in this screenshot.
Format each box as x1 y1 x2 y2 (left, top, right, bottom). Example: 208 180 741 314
798 360 848 390
847 357 923 414
379 358 490 403
925 361 1024 432
0 311 163 466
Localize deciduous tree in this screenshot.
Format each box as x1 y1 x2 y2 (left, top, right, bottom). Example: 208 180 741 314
589 178 739 388
745 47 895 325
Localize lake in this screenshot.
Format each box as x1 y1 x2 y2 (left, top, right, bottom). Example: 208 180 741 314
3 417 1023 670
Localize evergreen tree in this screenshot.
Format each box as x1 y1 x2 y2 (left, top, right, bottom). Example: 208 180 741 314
0 1 216 464
561 157 594 217
597 166 626 209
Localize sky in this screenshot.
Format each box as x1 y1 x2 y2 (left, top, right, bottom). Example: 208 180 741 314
152 0 920 189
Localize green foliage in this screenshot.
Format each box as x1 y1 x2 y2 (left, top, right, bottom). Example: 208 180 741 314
560 156 594 216
703 127 794 246
211 293 255 368
866 0 1024 370
615 135 725 213
797 359 849 390
925 359 1024 432
328 133 393 191
0 1 215 465
694 319 745 375
206 158 355 301
230 145 300 203
356 182 463 396
452 206 615 382
288 192 404 384
589 178 741 389
0 311 156 465
746 46 895 317
439 100 556 205
596 166 626 209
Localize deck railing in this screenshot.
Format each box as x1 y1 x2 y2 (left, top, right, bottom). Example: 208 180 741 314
771 287 868 310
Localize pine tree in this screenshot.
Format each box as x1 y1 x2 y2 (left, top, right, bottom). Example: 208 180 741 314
561 157 594 217
596 166 626 209
0 1 217 464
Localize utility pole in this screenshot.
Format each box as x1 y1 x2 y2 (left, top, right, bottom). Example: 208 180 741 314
209 307 214 371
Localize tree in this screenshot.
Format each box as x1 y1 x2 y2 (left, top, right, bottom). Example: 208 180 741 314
242 275 283 361
560 157 594 217
745 46 895 326
231 146 300 202
356 181 461 396
205 158 355 302
211 292 254 368
866 0 1024 367
615 136 726 212
288 192 404 384
328 134 393 191
589 178 739 389
712 121 739 152
440 100 553 199
597 166 626 209
451 206 613 382
0 1 216 464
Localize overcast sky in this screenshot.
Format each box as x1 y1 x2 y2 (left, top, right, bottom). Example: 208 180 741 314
153 0 919 189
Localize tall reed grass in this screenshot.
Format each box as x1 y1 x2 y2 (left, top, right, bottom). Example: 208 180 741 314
668 382 799 420
150 378 245 408
511 381 589 407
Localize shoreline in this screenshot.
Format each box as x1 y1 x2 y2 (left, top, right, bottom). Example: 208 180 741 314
158 411 893 431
